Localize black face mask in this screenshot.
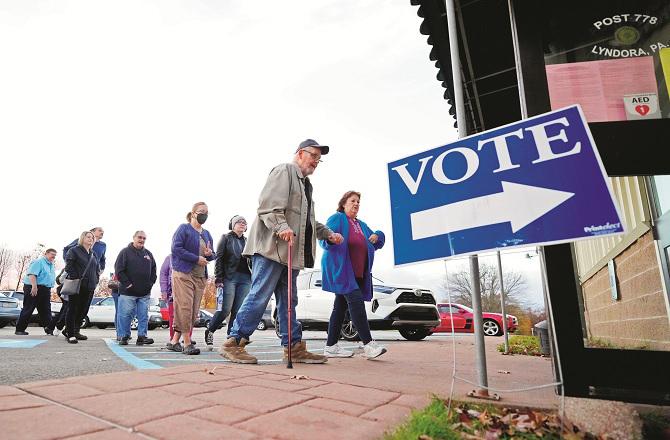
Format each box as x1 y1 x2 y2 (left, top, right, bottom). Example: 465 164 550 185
196 213 208 225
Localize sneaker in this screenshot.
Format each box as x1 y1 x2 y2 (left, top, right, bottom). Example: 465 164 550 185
44 327 54 336
118 336 129 345
67 336 78 344
14 331 29 336
363 341 387 359
183 343 200 355
74 333 88 341
205 329 214 346
54 328 61 337
324 343 354 358
166 342 183 352
220 337 257 364
284 341 327 364
136 336 154 345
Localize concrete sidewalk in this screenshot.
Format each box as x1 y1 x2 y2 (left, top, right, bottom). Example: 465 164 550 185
0 337 558 440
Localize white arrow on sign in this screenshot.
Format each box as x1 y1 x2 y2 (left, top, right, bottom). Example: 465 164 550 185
410 181 575 240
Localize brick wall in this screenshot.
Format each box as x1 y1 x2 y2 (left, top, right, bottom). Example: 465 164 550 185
581 231 670 351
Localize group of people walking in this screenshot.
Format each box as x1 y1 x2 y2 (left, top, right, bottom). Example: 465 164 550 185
13 138 389 362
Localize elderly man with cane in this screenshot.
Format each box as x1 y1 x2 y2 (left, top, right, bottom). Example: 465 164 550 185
220 139 343 364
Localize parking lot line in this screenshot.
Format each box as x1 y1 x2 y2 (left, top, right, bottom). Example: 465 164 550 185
0 339 47 348
103 338 162 370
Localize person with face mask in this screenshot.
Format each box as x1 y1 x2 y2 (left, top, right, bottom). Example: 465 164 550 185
204 215 251 349
167 202 216 355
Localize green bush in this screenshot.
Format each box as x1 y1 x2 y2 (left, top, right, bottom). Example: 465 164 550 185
497 335 542 356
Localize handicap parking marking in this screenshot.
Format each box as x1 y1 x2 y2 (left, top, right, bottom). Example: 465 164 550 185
103 338 162 370
0 339 47 348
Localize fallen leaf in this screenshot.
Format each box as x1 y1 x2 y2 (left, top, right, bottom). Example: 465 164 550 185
418 435 434 440
497 370 511 374
207 367 218 375
290 375 310 380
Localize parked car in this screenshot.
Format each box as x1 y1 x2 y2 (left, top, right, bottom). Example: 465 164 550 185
432 303 518 336
257 305 274 331
1 290 62 324
82 296 162 330
158 298 170 325
272 270 440 341
0 295 21 328
194 310 225 329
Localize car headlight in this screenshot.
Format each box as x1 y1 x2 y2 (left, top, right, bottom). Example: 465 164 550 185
373 285 395 294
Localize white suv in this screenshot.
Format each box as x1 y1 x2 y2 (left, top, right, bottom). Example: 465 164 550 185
273 269 440 341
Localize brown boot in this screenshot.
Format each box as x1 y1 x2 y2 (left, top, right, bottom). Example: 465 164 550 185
220 337 257 364
284 341 327 364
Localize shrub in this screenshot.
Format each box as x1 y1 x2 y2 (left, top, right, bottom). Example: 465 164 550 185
497 335 542 356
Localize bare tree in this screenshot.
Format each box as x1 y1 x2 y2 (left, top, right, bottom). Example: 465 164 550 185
0 246 14 288
442 263 527 311
13 253 32 291
13 243 46 291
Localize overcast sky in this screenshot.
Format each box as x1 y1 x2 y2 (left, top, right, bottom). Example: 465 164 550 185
0 1 544 307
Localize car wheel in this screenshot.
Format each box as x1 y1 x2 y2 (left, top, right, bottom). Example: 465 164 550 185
399 328 430 341
0 320 7 329
130 317 138 330
148 324 157 330
340 312 360 341
96 325 108 329
257 320 267 331
81 317 90 329
483 319 502 336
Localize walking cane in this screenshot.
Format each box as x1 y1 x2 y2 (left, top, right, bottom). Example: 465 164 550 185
286 237 294 369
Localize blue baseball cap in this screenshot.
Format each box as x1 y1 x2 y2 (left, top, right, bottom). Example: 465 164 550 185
296 139 329 155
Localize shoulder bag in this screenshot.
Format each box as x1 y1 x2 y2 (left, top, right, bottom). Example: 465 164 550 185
61 251 96 296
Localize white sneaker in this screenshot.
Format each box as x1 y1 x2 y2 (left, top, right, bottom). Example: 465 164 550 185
323 343 354 358
363 341 387 359
53 329 61 336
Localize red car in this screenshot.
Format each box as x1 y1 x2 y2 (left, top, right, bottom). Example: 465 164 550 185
432 303 518 336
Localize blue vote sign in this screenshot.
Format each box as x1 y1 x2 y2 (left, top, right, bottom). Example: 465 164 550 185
387 105 625 266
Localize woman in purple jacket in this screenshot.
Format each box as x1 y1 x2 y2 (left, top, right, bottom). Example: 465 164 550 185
166 202 216 355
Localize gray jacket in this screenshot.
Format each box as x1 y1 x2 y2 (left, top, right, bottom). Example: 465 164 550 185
243 162 333 270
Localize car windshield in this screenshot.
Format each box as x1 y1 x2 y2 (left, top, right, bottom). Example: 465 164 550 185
456 304 473 313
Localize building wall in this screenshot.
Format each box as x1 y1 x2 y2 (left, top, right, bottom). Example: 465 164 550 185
581 231 670 351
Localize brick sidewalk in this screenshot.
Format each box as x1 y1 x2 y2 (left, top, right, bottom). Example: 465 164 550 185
0 337 559 439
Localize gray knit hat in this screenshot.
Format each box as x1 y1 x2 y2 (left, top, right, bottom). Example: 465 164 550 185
229 215 247 230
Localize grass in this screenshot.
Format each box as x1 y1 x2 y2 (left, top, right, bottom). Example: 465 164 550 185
497 335 542 356
640 411 670 439
384 397 593 439
586 337 650 350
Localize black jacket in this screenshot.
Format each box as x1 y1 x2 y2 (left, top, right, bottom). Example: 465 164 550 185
114 243 157 297
215 232 250 283
64 245 100 292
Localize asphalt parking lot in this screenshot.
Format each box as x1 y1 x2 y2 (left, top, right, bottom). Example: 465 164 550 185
0 325 476 384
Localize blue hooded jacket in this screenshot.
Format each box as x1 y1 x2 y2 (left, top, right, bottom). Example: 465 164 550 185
319 211 385 301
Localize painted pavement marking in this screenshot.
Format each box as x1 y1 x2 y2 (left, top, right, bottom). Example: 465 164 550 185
0 339 47 348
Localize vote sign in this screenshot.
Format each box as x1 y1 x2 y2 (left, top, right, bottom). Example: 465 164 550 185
387 105 624 265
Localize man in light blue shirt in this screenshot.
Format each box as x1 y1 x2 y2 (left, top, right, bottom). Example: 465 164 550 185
15 249 57 336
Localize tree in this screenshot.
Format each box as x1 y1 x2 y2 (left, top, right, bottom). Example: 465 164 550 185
442 263 527 312
13 244 46 291
13 253 32 291
201 277 216 309
0 246 14 288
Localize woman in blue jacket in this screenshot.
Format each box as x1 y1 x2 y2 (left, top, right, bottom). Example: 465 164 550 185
320 191 387 359
167 202 216 355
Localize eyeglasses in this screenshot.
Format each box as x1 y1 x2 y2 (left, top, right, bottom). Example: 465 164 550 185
302 149 323 163
136 236 146 240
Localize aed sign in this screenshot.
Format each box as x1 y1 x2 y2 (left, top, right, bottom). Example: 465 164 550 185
387 105 625 266
623 93 662 120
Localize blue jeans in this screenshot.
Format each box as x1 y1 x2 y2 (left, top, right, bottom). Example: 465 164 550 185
230 254 300 347
111 291 120 338
118 294 150 338
326 289 372 345
208 272 251 334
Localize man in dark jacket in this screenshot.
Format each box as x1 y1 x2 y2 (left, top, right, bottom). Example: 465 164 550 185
114 231 157 345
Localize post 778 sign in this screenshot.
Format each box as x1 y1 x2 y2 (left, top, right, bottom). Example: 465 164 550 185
387 105 625 266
